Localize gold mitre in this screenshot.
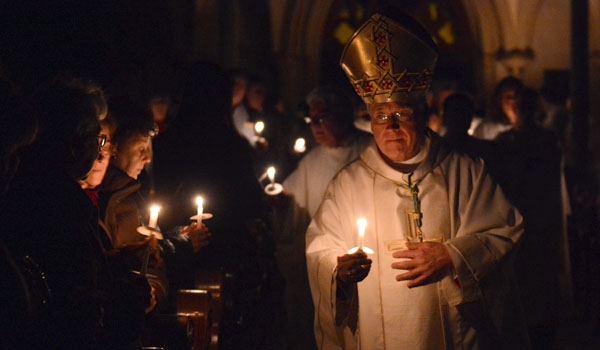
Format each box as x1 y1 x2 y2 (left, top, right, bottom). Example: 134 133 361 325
340 11 438 103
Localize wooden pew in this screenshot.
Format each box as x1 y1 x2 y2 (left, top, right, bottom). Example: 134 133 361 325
176 289 213 350
193 269 224 349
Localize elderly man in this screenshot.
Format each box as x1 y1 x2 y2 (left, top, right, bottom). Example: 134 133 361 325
273 85 371 350
305 9 530 350
283 85 372 218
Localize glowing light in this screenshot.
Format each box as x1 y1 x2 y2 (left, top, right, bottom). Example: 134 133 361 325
294 138 306 153
149 205 161 228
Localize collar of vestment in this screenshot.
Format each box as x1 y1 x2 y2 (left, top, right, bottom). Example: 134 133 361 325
360 128 451 184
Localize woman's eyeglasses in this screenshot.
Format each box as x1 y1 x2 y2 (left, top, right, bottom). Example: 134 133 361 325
97 134 107 148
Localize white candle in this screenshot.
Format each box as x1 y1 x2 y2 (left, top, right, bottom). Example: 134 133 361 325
293 138 306 153
149 205 161 228
357 218 367 250
254 121 265 135
267 166 276 184
195 196 204 225
195 196 204 217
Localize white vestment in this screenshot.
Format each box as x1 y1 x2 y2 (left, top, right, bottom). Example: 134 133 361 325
283 131 372 218
306 132 530 350
232 103 257 146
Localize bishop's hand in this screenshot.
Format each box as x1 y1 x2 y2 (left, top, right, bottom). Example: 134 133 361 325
391 242 452 288
336 251 372 284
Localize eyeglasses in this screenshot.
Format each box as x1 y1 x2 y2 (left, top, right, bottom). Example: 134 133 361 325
97 134 107 148
372 111 414 125
304 114 333 125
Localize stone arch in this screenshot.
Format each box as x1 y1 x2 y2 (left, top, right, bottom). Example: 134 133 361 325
272 0 339 108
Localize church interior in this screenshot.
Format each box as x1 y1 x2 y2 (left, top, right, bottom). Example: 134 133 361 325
1 0 600 349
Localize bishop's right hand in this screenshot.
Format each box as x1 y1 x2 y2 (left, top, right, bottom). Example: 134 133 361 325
337 251 372 284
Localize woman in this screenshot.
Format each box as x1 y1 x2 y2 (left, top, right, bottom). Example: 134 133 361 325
97 98 210 316
0 75 108 348
472 76 524 140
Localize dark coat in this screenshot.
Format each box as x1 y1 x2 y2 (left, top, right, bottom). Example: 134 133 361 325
97 164 196 312
0 164 105 348
98 164 144 248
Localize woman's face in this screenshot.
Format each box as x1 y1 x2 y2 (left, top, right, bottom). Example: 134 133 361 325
500 89 518 123
114 134 151 179
80 124 113 189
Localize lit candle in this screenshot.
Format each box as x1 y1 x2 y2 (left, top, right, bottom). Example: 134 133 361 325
357 218 367 250
267 166 276 184
254 121 265 135
293 138 306 153
149 205 161 228
195 196 204 216
195 196 204 225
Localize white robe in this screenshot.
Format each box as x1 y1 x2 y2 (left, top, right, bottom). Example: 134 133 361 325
283 131 372 218
306 132 530 350
232 103 257 146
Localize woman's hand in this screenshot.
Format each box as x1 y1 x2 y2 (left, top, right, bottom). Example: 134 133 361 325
180 222 211 253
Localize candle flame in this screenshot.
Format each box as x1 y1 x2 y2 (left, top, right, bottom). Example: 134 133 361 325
254 121 265 134
357 218 367 237
267 166 276 182
148 205 161 228
195 196 204 207
294 138 306 153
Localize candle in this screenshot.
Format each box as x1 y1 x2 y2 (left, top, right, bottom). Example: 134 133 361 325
293 138 306 153
254 121 265 135
195 196 204 216
149 205 161 228
267 166 276 184
195 196 204 225
357 218 367 250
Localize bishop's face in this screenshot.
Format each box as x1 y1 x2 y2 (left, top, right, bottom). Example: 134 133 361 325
369 101 421 163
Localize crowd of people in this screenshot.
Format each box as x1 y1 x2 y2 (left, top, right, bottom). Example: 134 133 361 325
0 6 596 350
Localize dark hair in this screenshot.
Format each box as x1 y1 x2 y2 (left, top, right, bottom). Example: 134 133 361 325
442 92 475 133
514 87 540 129
34 77 104 142
490 76 524 123
108 97 156 148
31 75 105 180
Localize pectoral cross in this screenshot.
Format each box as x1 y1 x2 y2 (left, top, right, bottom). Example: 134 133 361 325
406 173 423 243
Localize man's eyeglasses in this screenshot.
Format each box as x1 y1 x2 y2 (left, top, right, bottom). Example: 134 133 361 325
372 111 414 125
304 114 333 125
